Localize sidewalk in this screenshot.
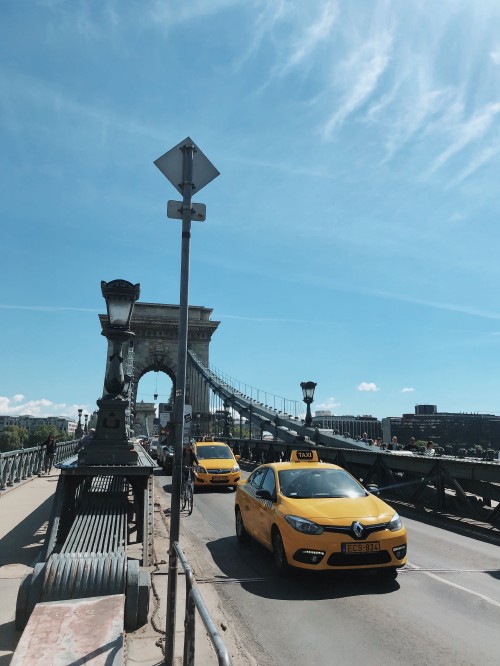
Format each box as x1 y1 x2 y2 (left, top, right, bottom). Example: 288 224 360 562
0 471 59 664
0 471 252 666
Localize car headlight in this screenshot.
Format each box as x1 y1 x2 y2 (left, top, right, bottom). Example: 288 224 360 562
387 512 403 532
196 465 207 473
285 515 323 535
232 465 240 472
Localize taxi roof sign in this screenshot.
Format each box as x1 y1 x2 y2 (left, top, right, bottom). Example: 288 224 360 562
290 450 319 462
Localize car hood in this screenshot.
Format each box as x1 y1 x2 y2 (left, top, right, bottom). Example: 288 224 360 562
198 457 236 468
280 494 394 523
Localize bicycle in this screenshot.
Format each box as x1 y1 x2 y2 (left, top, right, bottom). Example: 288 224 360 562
181 466 195 515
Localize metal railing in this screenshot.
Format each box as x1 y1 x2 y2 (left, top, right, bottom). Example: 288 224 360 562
223 437 500 528
174 541 233 666
0 440 79 492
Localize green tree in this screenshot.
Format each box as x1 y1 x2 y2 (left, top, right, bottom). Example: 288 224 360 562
27 425 65 448
0 425 25 452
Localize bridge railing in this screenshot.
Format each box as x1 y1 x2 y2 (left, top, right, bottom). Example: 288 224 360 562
174 541 232 666
223 437 500 528
0 440 79 492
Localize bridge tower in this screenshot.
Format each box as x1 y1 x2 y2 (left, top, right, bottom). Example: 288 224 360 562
99 301 220 418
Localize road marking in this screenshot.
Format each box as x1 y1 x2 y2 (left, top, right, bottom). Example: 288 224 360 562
197 577 272 584
406 562 500 609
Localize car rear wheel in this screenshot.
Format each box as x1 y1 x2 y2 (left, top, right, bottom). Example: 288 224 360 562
235 507 249 543
272 527 289 575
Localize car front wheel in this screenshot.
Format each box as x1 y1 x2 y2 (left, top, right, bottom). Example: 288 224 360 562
272 527 290 575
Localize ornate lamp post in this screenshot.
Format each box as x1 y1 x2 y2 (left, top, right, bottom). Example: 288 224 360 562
300 381 317 427
79 279 140 466
222 402 231 438
75 409 83 439
84 413 89 434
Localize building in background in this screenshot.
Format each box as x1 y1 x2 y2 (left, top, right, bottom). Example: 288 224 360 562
382 405 500 450
0 415 77 436
312 410 381 440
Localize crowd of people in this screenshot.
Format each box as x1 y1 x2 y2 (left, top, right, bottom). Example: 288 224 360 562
354 432 436 454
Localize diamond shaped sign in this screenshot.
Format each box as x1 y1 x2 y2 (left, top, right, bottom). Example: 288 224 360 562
154 137 220 194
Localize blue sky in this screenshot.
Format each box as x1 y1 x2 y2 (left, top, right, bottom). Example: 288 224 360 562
2 0 500 423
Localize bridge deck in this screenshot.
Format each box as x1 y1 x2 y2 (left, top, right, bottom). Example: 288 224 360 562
0 471 221 665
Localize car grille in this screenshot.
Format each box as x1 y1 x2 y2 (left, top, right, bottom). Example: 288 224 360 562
327 551 392 566
207 468 231 474
321 522 387 540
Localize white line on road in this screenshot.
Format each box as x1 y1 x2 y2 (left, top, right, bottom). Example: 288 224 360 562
406 562 500 609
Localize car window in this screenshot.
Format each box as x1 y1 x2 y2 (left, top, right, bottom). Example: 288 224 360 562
278 469 367 499
260 468 276 497
196 445 233 460
247 467 268 490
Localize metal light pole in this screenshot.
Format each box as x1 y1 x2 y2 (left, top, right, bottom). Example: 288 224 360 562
75 409 83 439
154 138 219 666
301 381 317 427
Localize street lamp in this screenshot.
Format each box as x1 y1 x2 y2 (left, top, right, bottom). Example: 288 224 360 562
222 402 231 438
75 409 83 439
84 413 89 434
300 381 317 427
79 279 140 466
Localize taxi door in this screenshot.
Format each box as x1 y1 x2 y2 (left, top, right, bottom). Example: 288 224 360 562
253 468 278 549
240 467 268 538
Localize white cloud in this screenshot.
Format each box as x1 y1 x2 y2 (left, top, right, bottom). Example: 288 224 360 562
357 382 379 392
0 395 89 419
322 31 393 138
273 1 338 77
0 304 98 313
490 47 500 65
149 0 238 29
401 387 414 393
424 102 500 178
316 397 341 411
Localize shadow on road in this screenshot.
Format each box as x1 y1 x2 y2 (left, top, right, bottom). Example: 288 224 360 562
205 535 400 601
0 496 54 567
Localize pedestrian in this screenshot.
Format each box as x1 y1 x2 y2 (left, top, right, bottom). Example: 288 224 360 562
408 437 417 452
426 440 435 456
42 435 56 474
77 428 95 452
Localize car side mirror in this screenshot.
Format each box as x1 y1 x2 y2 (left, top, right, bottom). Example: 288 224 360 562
366 484 379 495
256 488 276 502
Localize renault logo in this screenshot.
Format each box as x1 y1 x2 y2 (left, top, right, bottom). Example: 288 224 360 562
352 521 365 539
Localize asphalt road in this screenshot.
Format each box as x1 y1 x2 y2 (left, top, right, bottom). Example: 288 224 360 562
156 466 500 666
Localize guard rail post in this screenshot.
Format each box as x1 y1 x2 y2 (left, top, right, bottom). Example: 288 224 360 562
174 541 233 666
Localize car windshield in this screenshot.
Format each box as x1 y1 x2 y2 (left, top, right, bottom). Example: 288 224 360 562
196 445 233 460
278 468 367 499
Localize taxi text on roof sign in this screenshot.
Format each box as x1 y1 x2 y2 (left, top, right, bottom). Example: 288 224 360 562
290 450 319 462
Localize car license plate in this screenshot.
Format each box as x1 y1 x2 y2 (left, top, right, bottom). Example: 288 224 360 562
342 542 380 553
212 476 229 482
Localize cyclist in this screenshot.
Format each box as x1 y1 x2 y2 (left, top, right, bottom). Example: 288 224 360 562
182 442 199 483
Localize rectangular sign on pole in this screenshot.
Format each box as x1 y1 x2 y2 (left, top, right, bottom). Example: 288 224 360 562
167 200 206 222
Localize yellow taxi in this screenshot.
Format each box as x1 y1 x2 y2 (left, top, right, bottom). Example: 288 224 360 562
194 440 241 490
235 450 407 575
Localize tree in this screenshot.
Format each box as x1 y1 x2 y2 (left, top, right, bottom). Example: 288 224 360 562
27 425 65 448
0 425 25 452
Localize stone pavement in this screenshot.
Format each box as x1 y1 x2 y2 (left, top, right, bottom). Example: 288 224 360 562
0 471 252 666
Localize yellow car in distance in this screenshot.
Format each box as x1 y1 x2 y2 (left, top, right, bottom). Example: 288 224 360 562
194 441 241 490
235 450 407 576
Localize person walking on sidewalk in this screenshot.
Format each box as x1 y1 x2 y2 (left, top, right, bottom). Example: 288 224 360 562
42 435 57 474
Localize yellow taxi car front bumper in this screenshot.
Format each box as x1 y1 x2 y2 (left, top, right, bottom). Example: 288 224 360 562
279 521 407 571
194 470 241 488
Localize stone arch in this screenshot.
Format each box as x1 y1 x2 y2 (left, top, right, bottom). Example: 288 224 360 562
99 301 220 419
